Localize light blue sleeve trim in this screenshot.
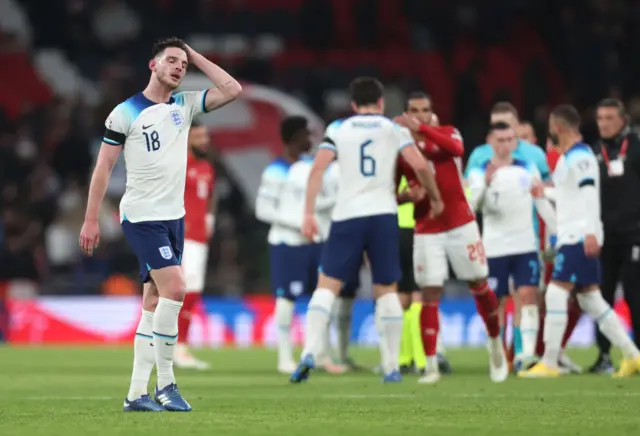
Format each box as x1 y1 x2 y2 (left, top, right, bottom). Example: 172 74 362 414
398 141 414 151
319 143 337 152
103 138 121 146
173 92 185 107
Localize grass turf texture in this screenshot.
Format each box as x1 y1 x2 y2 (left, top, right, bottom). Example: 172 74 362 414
0 347 639 436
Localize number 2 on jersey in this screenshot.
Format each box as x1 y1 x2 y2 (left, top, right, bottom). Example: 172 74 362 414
143 131 161 152
360 139 376 176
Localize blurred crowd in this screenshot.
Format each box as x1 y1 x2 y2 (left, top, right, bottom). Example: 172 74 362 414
1 0 640 296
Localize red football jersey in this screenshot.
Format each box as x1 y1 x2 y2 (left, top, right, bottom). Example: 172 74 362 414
397 124 475 234
547 148 561 171
184 154 215 243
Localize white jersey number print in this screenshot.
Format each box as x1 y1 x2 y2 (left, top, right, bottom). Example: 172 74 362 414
103 91 208 223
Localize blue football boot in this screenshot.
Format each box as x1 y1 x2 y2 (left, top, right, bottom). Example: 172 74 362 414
382 369 402 383
123 394 165 412
154 383 192 412
290 354 315 383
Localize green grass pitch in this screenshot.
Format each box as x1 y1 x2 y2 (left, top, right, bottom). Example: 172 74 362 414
0 347 639 436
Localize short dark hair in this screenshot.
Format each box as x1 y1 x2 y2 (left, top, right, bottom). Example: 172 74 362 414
407 91 431 102
349 77 384 107
406 92 431 109
280 116 308 144
151 37 188 59
597 98 626 117
491 102 518 118
489 121 512 133
551 104 581 129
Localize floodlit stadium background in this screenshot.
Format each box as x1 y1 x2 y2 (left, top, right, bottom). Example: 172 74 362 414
0 0 635 347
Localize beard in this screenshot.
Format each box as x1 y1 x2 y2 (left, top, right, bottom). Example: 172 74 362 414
548 132 560 146
191 146 208 159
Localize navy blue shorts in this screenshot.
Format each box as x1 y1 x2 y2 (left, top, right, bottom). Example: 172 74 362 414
270 243 322 300
321 214 401 285
487 251 540 298
270 243 360 300
121 218 184 283
552 242 601 288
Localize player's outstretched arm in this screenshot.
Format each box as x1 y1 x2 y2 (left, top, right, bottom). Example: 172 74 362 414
186 45 242 112
400 144 442 210
303 148 334 239
79 143 121 256
533 196 556 234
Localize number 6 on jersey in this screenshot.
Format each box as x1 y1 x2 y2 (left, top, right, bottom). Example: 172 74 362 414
360 139 376 176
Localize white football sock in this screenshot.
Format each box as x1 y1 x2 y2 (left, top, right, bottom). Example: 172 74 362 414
153 297 183 389
335 297 354 362
577 291 640 360
521 304 540 358
436 311 445 354
301 288 335 361
375 293 404 374
127 310 155 401
274 297 294 365
315 312 332 364
542 284 569 368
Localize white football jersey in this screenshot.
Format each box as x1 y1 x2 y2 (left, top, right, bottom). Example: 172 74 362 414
255 157 299 245
103 91 208 223
255 157 339 245
552 143 603 246
320 115 414 221
467 160 541 258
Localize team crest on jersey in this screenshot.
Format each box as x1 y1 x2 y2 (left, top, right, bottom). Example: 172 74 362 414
159 246 173 259
170 110 184 127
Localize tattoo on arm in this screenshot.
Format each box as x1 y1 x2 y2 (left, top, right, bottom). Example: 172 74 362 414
217 80 234 90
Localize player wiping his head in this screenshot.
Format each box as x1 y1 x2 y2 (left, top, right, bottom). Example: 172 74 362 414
79 37 241 411
290 77 443 383
520 105 640 378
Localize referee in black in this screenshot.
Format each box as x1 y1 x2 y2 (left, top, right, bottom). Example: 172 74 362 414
589 98 640 373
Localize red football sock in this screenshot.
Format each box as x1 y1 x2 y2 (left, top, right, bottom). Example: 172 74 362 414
536 264 553 356
177 292 199 344
420 302 439 357
507 340 515 364
535 310 545 356
470 282 500 338
562 297 582 348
